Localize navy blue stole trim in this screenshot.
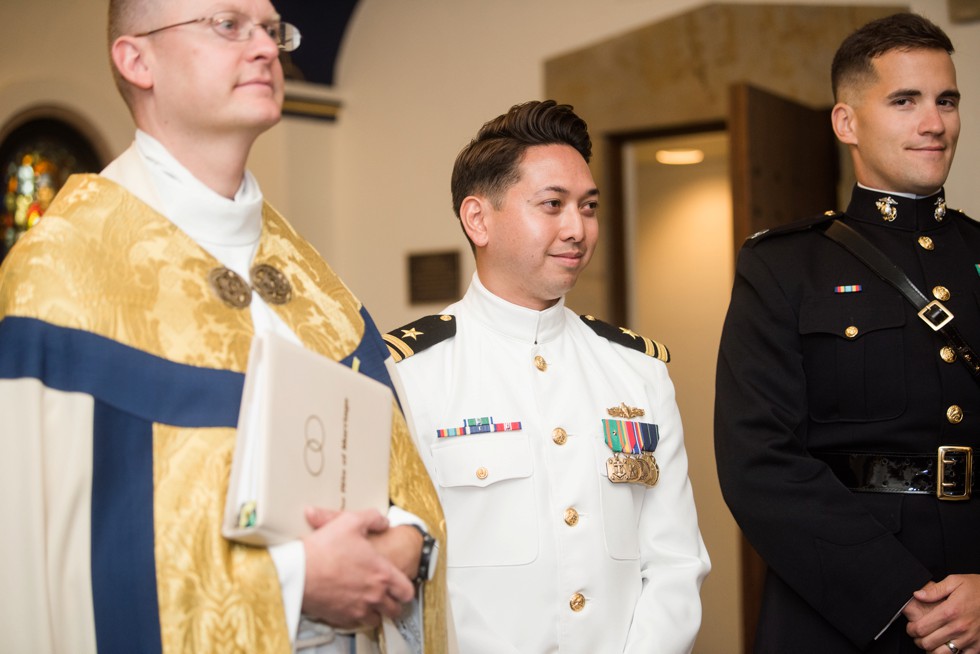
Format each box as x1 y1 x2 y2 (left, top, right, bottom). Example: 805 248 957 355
91 402 161 654
0 315 248 653
341 306 401 410
0 316 244 428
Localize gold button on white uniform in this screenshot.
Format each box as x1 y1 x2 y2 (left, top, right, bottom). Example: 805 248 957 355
534 355 547 371
933 286 951 302
947 405 964 424
845 325 859 339
569 592 586 612
552 427 568 445
564 508 579 526
941 346 957 363
476 466 489 480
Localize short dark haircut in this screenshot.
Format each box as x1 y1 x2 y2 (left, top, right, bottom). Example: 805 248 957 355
450 100 592 223
831 12 954 102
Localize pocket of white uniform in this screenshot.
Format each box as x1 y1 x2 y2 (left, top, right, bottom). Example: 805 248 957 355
593 438 643 561
430 433 538 567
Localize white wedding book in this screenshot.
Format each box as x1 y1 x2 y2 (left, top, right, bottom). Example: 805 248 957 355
223 331 393 546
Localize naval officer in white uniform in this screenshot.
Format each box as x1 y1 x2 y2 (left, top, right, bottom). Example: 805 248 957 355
385 100 710 654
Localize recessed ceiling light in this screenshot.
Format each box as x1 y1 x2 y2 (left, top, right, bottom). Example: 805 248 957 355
655 149 705 165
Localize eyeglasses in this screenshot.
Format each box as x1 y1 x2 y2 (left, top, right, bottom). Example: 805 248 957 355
134 10 302 52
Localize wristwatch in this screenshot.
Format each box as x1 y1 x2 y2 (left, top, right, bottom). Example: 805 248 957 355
408 524 437 586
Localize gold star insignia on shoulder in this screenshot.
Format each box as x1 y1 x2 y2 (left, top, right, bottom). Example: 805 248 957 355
385 314 456 362
580 315 670 363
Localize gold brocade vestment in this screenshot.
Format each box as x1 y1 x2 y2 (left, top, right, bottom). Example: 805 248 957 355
0 175 448 654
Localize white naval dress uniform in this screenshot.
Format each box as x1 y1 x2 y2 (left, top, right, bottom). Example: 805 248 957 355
389 274 710 654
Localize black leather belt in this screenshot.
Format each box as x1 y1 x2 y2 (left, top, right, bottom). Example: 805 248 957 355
815 447 974 501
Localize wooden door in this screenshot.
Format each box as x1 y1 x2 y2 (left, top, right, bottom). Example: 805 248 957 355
730 83 839 245
727 83 839 652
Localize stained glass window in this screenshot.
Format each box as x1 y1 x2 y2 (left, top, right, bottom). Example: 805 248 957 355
0 118 101 262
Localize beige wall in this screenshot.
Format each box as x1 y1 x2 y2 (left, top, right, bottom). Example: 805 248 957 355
2 2 979 652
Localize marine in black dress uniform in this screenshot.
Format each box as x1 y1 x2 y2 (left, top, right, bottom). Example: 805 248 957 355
716 187 980 652
715 12 979 653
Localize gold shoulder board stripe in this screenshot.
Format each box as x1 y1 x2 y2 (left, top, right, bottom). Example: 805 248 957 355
385 314 456 362
580 314 670 363
383 333 413 362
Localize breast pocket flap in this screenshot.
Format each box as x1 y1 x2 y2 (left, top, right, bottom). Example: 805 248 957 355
799 295 905 339
431 434 533 489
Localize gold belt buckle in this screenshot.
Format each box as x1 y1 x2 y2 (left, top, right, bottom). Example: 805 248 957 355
918 300 954 331
937 445 972 501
